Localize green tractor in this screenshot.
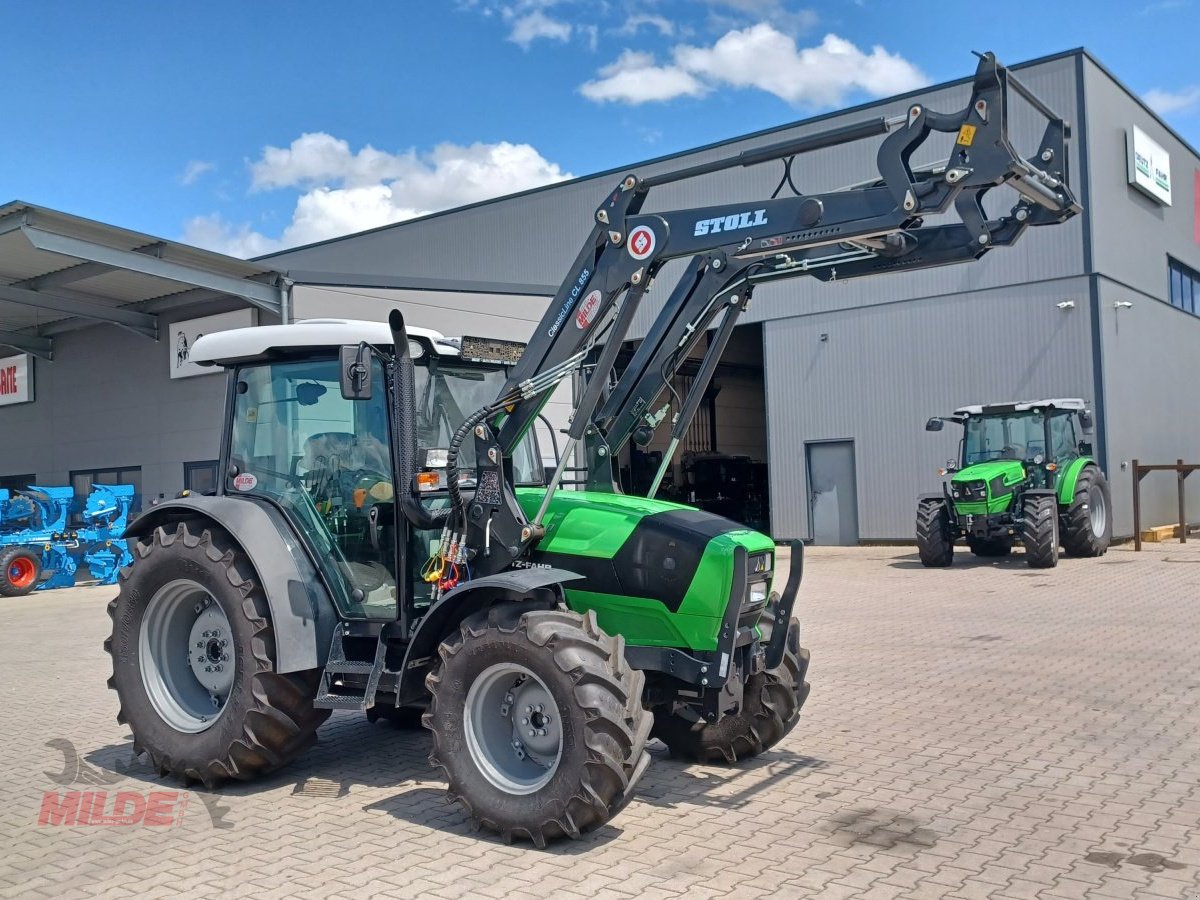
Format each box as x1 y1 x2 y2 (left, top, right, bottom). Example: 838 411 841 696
916 399 1111 568
102 54 1079 845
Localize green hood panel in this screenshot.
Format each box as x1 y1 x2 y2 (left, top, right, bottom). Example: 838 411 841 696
950 460 1026 515
952 460 1026 484
516 488 774 651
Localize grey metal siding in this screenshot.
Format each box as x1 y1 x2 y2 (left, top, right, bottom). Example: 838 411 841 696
1082 57 1200 300
0 313 230 502
1095 276 1200 537
764 276 1097 540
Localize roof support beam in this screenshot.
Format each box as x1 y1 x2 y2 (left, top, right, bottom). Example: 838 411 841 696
12 242 167 292
21 226 283 316
0 212 28 237
0 284 158 338
0 328 53 361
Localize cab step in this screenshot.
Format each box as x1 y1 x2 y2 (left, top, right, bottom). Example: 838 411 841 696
314 624 389 710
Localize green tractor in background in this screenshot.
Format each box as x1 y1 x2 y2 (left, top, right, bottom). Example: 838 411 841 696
916 400 1111 568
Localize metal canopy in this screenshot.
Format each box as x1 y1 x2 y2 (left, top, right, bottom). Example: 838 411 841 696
0 201 291 361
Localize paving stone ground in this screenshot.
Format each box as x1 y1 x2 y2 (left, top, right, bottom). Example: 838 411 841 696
2 540 1199 899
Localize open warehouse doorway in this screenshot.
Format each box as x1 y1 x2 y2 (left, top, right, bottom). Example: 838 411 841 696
614 322 769 533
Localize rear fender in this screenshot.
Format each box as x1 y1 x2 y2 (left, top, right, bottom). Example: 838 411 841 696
1057 457 1098 505
124 496 337 674
395 568 582 704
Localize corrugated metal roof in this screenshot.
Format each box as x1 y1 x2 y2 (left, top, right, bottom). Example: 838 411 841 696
0 202 286 356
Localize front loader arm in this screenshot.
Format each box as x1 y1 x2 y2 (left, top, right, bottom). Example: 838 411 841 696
429 51 1080 584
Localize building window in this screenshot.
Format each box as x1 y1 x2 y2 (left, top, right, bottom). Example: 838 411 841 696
0 473 36 494
1168 257 1200 314
69 466 142 523
183 460 219 495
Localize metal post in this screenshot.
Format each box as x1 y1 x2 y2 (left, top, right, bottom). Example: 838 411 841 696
647 437 680 499
1179 459 1187 544
1132 458 1142 552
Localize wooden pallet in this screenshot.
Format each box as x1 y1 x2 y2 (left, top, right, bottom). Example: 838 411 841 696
1139 523 1195 543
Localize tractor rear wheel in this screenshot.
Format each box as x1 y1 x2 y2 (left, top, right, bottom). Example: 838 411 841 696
0 546 42 597
916 498 954 567
425 606 652 847
1022 495 1059 569
967 537 1012 557
104 523 330 787
1061 467 1112 557
651 615 810 764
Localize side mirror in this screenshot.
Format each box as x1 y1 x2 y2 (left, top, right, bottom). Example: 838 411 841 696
925 417 944 432
1078 409 1094 433
339 343 372 400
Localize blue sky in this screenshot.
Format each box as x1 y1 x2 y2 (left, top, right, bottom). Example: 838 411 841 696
4 1 1198 257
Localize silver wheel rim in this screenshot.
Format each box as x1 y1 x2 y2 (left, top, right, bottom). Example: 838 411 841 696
1089 484 1108 538
463 663 562 795
139 579 235 734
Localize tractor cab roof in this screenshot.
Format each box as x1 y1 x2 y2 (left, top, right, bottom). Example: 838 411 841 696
188 318 463 367
954 398 1087 417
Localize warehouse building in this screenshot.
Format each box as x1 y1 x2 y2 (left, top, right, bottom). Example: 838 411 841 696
1 48 1198 542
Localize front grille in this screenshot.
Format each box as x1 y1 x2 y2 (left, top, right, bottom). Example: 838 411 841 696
952 480 987 501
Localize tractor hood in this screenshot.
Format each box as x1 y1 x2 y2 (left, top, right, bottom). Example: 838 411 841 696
951 459 1026 485
949 460 1026 514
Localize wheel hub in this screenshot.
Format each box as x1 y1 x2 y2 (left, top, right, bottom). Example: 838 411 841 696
187 605 235 699
464 663 563 795
140 580 236 733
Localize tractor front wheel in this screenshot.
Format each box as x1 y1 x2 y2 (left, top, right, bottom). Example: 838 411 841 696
0 546 42 597
1062 467 1112 557
425 606 652 847
916 498 955 567
651 616 810 763
1022 496 1060 569
104 523 330 786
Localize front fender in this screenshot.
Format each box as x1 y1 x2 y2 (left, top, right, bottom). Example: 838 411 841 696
394 567 582 704
124 496 336 675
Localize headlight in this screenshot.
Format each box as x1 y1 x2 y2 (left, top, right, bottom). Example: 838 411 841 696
748 581 768 607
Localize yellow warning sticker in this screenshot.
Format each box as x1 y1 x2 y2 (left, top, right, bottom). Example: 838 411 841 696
956 124 977 146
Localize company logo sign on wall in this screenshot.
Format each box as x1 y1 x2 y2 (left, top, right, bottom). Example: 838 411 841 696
1126 125 1172 206
0 354 33 406
170 309 257 379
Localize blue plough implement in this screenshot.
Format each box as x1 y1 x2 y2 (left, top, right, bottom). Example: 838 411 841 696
0 484 135 596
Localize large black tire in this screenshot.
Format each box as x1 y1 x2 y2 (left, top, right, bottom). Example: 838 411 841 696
652 617 810 763
0 545 42 597
1061 466 1112 557
967 537 1012 558
1022 495 1059 569
425 605 652 848
104 523 331 787
916 498 955 567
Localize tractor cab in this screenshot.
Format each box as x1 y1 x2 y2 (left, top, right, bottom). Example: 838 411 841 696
918 399 1109 568
189 318 545 621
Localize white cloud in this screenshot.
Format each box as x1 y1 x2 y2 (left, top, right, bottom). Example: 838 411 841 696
179 160 215 186
182 214 282 258
579 49 709 104
702 1 819 35
508 10 572 48
580 27 926 108
617 14 676 37
185 137 573 258
1144 85 1200 115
